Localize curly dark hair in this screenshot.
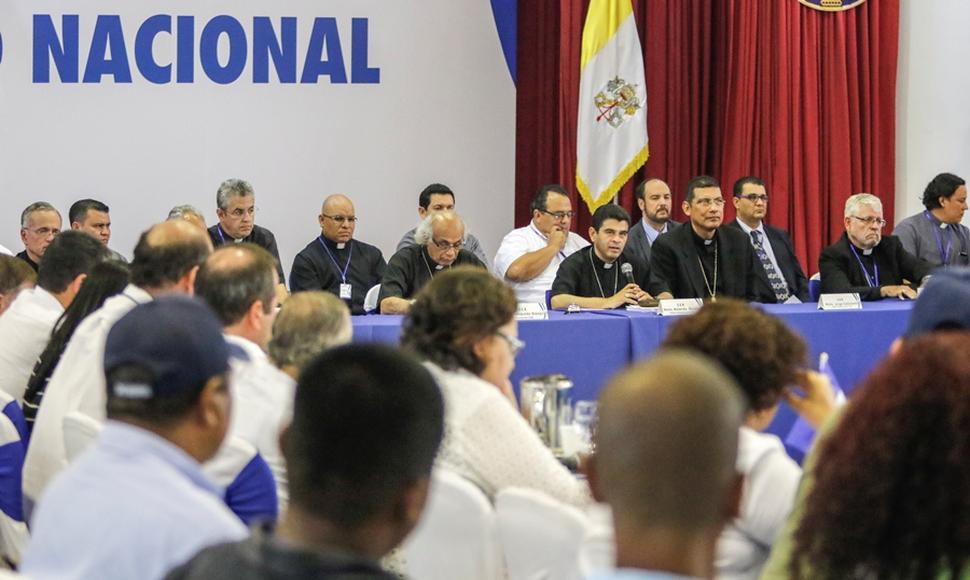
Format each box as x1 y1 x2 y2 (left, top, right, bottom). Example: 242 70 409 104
661 299 807 412
791 332 970 580
401 267 517 375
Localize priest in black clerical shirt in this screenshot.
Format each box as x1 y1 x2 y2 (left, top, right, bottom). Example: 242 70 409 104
378 212 485 314
647 175 775 302
290 194 387 314
819 193 932 301
550 204 651 309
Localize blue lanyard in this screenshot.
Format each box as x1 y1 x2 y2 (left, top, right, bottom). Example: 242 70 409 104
216 225 227 245
923 211 953 266
530 223 566 260
849 244 879 287
318 237 353 283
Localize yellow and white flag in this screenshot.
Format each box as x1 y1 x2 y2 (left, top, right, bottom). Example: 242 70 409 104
576 0 648 213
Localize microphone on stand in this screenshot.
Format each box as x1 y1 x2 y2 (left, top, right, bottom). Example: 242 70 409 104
620 262 635 286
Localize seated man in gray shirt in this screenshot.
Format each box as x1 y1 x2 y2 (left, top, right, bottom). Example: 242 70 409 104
892 172 970 268
397 183 489 266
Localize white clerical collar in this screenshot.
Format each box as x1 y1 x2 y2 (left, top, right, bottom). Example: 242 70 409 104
862 248 873 256
336 242 346 249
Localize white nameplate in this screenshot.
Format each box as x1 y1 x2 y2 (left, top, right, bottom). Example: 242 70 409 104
516 302 549 320
658 298 703 316
817 293 862 310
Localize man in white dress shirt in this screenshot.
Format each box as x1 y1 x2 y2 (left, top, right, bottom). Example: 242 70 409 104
22 220 212 510
493 184 589 304
587 351 746 580
0 254 36 316
0 231 108 401
195 243 295 510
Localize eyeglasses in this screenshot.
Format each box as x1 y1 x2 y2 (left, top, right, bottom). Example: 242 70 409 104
227 207 257 219
322 214 359 224
431 238 464 251
693 197 725 208
850 215 887 227
539 209 575 220
495 331 525 356
24 226 60 238
738 194 768 203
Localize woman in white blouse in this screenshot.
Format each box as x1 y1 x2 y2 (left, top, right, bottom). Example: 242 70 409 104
661 299 835 580
400 266 589 507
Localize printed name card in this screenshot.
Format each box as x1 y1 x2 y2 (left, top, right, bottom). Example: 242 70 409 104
658 298 703 316
516 302 549 320
817 293 862 310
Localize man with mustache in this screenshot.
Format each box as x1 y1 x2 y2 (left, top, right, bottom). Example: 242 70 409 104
819 193 932 300
551 204 651 309
647 176 775 302
626 178 680 266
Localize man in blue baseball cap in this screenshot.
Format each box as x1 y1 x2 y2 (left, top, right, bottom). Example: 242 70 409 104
22 296 248 580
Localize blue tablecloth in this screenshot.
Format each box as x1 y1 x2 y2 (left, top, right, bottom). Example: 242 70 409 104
352 311 630 401
352 302 913 461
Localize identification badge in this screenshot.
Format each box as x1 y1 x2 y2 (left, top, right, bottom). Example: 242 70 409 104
339 283 352 300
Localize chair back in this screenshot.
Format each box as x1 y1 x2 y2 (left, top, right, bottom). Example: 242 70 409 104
203 435 279 525
808 272 821 302
363 284 381 313
62 411 102 463
495 487 588 580
0 392 29 567
403 469 502 580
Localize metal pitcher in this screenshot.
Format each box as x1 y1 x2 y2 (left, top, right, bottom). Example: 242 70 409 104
519 374 574 454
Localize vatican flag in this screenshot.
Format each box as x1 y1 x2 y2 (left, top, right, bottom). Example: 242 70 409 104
576 0 648 213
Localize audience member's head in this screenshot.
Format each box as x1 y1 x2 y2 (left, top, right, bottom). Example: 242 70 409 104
318 194 358 245
37 230 110 306
530 184 574 236
282 344 444 559
0 255 36 314
791 332 970 580
662 299 806 426
590 350 746 576
104 296 232 464
634 178 673 228
25 260 130 402
167 205 207 231
842 193 885 250
19 202 62 264
268 291 352 377
414 212 467 268
417 183 456 219
683 175 724 237
921 172 967 225
402 266 518 378
589 204 632 264
194 244 278 349
215 178 256 240
69 199 113 246
732 176 769 228
129 220 211 295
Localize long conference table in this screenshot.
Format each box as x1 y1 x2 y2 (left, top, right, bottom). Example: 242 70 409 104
353 301 914 461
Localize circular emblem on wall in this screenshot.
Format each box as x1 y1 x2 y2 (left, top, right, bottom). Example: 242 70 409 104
798 0 868 11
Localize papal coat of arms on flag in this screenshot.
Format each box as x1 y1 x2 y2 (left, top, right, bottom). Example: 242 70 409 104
576 0 648 213
797 0 868 11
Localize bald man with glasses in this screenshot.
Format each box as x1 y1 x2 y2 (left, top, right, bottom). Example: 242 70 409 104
819 193 933 301
289 194 386 315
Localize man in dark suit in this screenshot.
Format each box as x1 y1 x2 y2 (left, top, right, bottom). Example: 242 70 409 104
726 176 810 302
647 176 776 302
626 178 680 266
819 193 933 301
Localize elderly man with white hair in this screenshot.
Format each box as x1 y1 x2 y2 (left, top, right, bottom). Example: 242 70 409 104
378 212 486 314
819 193 933 300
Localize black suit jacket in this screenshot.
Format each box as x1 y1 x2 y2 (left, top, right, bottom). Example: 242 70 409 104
626 219 681 266
647 224 776 302
726 221 810 301
818 233 933 301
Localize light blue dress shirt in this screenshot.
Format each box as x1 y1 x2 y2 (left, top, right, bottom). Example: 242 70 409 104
588 569 700 580
642 219 670 247
735 221 784 280
22 421 247 580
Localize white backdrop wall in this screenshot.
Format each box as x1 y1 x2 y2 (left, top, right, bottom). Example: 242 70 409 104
0 1 516 277
896 0 970 227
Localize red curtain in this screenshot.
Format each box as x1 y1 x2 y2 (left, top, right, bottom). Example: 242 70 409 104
515 0 899 273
